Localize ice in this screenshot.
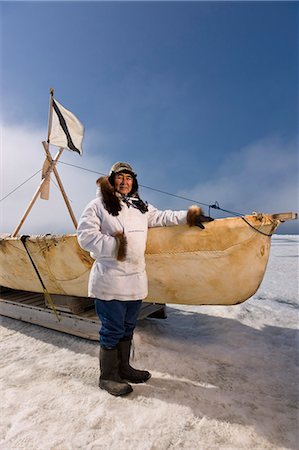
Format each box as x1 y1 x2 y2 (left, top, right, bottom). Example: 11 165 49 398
0 235 298 449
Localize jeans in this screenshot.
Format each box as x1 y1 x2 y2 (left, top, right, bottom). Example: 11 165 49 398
95 299 142 348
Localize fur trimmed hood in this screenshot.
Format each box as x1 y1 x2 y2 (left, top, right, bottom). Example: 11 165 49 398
96 176 122 216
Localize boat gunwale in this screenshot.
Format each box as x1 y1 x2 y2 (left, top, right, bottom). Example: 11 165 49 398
0 212 285 242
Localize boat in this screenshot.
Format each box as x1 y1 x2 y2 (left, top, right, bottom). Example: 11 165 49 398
0 211 296 306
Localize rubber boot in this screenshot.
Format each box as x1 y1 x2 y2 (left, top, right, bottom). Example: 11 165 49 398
99 346 133 396
118 337 151 383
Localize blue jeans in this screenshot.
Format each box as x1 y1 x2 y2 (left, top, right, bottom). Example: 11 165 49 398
95 299 142 348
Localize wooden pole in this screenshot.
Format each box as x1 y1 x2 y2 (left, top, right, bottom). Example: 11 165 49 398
42 141 78 229
40 87 54 200
11 148 64 237
47 87 54 143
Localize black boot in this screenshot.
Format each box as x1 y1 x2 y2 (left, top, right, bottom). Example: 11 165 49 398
99 346 133 396
118 337 151 383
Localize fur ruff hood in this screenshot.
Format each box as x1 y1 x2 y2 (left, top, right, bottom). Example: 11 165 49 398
96 176 122 216
96 176 148 216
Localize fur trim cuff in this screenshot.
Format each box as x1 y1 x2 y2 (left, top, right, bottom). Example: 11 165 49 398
114 232 127 261
187 205 203 227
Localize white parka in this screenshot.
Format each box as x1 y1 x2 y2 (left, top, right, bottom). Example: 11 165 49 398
77 193 187 301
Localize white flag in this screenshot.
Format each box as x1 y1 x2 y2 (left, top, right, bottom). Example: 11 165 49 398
49 98 84 155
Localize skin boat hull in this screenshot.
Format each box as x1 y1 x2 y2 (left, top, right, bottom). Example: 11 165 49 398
0 214 283 305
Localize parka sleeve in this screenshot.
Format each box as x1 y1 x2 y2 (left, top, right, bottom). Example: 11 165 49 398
147 203 187 228
77 200 118 259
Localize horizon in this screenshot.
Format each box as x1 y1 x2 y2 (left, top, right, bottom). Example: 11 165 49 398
1 1 298 234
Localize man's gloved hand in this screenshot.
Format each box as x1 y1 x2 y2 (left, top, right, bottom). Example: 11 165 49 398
187 206 214 229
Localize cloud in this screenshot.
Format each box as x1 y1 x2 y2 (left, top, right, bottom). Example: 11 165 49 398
177 136 298 233
1 123 110 235
1 126 298 235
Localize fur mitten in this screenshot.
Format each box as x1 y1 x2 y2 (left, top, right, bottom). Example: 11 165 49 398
114 232 127 261
187 205 214 229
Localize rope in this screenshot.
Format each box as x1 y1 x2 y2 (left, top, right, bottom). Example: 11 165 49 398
57 161 214 207
208 202 273 237
240 217 273 237
58 161 104 176
0 161 243 213
0 169 42 202
20 235 61 321
57 161 274 237
1 160 274 237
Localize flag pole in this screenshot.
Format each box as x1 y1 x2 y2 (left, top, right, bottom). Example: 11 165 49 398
47 87 54 143
40 87 56 200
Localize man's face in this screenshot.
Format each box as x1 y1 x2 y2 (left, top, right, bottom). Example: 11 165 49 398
114 172 133 195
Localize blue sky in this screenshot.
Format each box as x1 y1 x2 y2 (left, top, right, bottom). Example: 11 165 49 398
1 1 298 234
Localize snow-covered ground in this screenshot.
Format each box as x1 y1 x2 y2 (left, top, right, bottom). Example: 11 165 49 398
1 235 298 450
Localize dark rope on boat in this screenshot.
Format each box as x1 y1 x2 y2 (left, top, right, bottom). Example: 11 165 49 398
20 235 61 321
209 202 273 237
240 217 273 237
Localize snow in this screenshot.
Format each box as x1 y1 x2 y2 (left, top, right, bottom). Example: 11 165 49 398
1 235 298 450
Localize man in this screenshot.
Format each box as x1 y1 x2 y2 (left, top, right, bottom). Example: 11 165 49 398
77 162 212 396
